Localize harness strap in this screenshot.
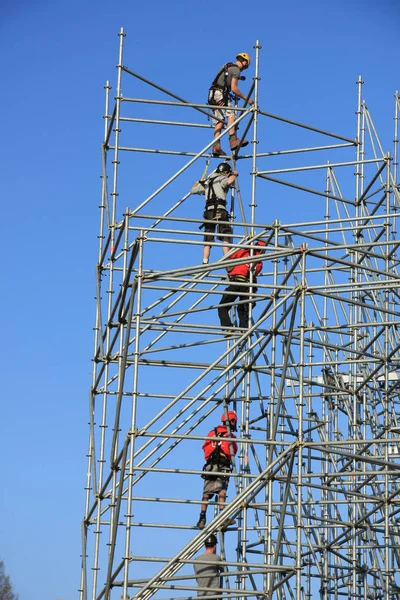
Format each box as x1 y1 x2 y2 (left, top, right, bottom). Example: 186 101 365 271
205 428 232 465
208 63 236 105
205 175 227 218
205 204 226 211
210 62 236 91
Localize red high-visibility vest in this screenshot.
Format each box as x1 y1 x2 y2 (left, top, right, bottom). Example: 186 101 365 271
202 425 238 462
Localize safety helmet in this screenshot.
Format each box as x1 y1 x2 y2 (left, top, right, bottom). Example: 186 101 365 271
221 410 238 423
236 52 251 68
205 533 218 547
256 240 266 254
246 236 266 249
216 162 232 174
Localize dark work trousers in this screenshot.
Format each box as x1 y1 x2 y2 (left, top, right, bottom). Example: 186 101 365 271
218 282 250 329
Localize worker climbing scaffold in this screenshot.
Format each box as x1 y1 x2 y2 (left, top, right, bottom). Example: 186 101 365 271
196 410 238 530
208 52 254 156
218 240 266 335
191 163 238 264
193 534 226 597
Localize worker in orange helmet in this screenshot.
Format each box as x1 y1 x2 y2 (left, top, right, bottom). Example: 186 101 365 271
196 410 238 530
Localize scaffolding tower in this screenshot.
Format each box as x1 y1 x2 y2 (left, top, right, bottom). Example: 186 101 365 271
80 28 400 600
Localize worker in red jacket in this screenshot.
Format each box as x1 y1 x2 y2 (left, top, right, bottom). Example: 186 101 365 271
218 240 265 332
196 411 238 530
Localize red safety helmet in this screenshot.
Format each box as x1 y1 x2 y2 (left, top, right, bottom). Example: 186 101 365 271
221 410 238 423
256 240 266 253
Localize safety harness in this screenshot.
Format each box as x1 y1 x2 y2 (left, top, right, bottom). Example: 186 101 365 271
209 428 231 464
208 62 237 105
205 174 227 215
230 274 249 283
201 428 233 480
199 173 229 230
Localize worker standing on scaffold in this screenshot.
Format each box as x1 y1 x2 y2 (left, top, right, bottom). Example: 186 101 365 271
218 240 266 335
193 534 225 596
208 53 254 157
196 411 238 530
191 163 238 264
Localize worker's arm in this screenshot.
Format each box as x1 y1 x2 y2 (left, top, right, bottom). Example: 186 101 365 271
254 261 263 277
230 78 254 105
218 555 227 575
190 180 205 195
227 171 239 186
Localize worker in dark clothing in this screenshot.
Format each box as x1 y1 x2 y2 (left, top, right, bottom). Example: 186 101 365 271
196 411 238 530
193 534 225 597
208 53 254 157
218 241 265 333
191 163 238 264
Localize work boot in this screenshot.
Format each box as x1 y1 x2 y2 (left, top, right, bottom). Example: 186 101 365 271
212 143 225 157
229 136 249 151
197 512 207 530
224 329 235 338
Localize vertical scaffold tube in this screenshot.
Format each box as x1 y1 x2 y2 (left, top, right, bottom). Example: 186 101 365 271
250 40 261 235
351 74 364 599
383 158 391 600
111 28 125 239
394 92 399 188
295 255 307 600
123 229 145 599
91 79 114 600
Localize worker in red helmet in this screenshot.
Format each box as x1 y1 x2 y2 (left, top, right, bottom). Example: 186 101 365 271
218 240 266 334
196 410 238 530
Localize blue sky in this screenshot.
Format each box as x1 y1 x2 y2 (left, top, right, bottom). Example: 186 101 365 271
1 0 399 599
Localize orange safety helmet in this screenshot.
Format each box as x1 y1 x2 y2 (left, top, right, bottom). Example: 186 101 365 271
221 410 238 423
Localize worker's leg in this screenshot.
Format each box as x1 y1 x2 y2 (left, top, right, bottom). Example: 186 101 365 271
211 94 226 156
200 492 213 514
226 100 249 150
214 120 224 140
217 489 227 509
237 292 250 329
222 241 230 255
197 488 215 530
203 245 211 264
218 476 236 529
226 103 240 150
203 219 216 264
226 114 236 137
218 217 232 257
218 285 238 328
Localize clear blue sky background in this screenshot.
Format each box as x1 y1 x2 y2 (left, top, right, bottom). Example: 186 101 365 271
1 0 399 599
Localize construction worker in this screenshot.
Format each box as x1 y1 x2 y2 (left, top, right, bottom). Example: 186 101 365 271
193 533 225 597
208 53 254 157
218 240 265 333
191 163 238 264
196 411 238 530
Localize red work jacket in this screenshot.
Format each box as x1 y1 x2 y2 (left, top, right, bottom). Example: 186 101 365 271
228 244 264 281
